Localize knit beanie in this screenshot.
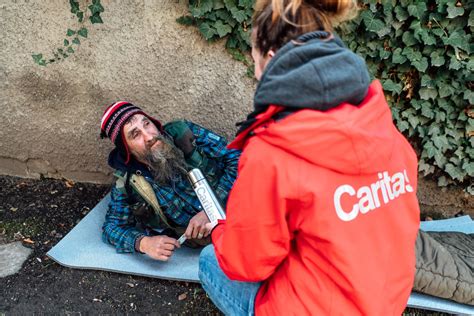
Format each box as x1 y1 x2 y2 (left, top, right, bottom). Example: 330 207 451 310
100 101 163 164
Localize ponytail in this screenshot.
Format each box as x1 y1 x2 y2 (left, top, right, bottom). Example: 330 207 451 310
253 0 357 55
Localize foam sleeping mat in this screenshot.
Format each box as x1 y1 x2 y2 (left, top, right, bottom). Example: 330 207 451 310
47 195 473 314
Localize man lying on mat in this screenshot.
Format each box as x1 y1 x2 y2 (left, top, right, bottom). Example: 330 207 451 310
100 101 240 261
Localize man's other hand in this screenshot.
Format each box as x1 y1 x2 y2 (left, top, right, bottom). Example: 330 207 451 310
139 235 180 261
185 211 211 239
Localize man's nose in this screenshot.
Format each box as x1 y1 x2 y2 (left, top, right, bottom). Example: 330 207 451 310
143 130 155 143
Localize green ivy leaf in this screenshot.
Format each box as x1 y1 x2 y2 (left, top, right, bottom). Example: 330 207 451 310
407 3 427 19
382 79 402 94
444 30 467 51
360 10 385 33
66 29 75 37
446 3 464 18
72 37 80 45
430 50 446 66
74 11 82 23
88 0 104 15
392 48 407 64
90 13 104 24
445 163 464 181
67 47 74 54
198 22 216 40
69 0 80 14
214 20 232 38
176 16 195 26
230 7 248 23
412 57 428 72
78 28 88 38
394 6 409 21
421 102 434 119
64 39 69 46
32 54 43 64
439 84 455 98
402 32 417 46
419 87 438 100
214 0 225 10
468 10 474 26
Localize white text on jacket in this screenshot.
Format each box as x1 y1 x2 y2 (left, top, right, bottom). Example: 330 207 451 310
334 170 414 222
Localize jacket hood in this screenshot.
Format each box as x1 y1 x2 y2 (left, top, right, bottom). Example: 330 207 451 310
108 148 151 177
235 81 399 175
255 31 370 112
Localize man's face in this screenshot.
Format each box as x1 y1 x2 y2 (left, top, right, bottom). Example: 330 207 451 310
123 114 162 165
123 113 187 184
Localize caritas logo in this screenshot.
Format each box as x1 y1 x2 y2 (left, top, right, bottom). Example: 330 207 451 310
334 170 414 222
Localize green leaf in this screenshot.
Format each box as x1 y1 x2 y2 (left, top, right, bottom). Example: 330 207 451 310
392 48 407 64
439 84 455 98
66 29 75 37
445 163 464 181
67 46 74 54
469 10 474 26
69 0 80 14
90 13 104 24
64 39 69 46
76 11 84 22
176 16 195 26
394 6 409 21
214 0 225 9
430 50 446 66
32 54 43 63
446 3 464 18
408 115 419 128
382 79 402 95
78 28 88 38
411 57 428 72
360 10 385 33
402 32 417 46
444 30 467 50
198 22 216 40
214 20 232 38
407 3 427 19
421 102 434 119
419 87 438 100
72 37 80 45
88 0 104 15
230 7 248 23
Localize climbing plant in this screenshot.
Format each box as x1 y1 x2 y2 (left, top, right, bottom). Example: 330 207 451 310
32 0 104 66
179 0 473 193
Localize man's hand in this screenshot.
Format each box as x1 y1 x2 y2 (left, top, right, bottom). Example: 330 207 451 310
185 211 211 239
139 235 180 261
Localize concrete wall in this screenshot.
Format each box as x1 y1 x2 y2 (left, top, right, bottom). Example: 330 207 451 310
1 0 472 212
0 0 254 183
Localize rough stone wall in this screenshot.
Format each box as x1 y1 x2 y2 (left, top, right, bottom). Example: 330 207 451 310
0 1 472 212
0 0 254 183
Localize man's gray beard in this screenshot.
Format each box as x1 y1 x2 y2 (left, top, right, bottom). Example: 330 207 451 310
135 136 188 185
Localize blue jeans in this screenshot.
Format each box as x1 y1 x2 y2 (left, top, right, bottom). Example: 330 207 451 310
199 245 262 316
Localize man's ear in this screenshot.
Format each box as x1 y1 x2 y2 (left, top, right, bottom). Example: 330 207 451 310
267 50 275 59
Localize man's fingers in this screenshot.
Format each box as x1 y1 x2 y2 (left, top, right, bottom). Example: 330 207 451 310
191 225 201 239
162 243 176 251
184 223 195 238
157 255 171 261
160 249 173 257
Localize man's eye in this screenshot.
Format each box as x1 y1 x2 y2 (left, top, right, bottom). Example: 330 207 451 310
144 121 149 126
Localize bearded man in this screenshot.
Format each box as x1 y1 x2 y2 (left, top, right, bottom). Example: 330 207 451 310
100 101 240 261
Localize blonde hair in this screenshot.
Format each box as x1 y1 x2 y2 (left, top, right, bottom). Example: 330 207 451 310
253 0 357 54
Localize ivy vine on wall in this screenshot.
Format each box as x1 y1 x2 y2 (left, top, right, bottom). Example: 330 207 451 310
179 0 473 193
32 0 104 66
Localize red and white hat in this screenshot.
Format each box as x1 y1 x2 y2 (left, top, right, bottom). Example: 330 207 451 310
100 101 163 164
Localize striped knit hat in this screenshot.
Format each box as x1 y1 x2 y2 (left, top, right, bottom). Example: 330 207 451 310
100 101 163 164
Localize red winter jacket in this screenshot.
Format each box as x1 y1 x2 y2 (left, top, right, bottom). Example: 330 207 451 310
212 81 420 315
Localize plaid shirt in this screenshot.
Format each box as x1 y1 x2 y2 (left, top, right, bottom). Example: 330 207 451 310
102 121 241 253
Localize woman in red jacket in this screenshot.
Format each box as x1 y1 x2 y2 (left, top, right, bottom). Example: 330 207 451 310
199 0 420 315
